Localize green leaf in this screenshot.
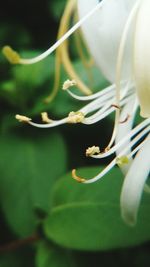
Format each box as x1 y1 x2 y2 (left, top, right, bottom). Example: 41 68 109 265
0 249 35 267
49 0 66 20
12 52 54 89
44 166 150 251
0 127 67 237
36 242 74 267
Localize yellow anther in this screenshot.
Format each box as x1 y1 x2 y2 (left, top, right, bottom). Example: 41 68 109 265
2 46 20 64
62 79 77 90
41 112 53 124
86 146 100 157
116 156 129 167
72 169 86 183
15 114 31 123
67 111 84 123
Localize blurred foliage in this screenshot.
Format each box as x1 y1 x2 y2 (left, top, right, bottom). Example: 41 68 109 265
0 0 150 267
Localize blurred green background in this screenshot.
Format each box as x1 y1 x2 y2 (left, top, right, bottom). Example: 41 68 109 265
0 0 150 266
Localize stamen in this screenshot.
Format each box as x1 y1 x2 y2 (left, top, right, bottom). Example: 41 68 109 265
73 124 149 184
72 169 86 183
83 94 134 125
86 146 100 157
3 1 104 65
106 0 141 150
15 114 31 123
128 134 150 159
2 46 21 64
62 79 77 90
45 0 92 102
67 111 85 123
67 83 116 102
73 9 94 70
41 112 53 124
92 118 150 159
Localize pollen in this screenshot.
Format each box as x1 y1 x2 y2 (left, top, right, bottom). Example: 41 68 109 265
116 156 129 167
15 114 32 123
62 79 77 90
41 112 53 123
67 111 84 123
2 46 21 64
86 146 100 157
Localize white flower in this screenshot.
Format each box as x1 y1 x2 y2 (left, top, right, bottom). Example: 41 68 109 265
4 0 150 225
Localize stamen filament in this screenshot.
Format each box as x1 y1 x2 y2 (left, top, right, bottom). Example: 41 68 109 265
83 94 134 125
107 0 141 150
6 1 104 65
73 124 149 184
29 117 68 128
92 118 150 158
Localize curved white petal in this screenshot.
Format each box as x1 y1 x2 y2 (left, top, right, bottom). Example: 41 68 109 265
134 0 150 118
120 135 150 226
78 0 136 82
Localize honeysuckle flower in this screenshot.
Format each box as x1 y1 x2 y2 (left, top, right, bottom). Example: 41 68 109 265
3 0 150 225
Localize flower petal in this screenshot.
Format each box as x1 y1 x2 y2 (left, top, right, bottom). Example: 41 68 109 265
120 135 150 225
134 0 150 118
78 0 136 82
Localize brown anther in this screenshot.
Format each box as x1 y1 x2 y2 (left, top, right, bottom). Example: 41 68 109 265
72 169 86 183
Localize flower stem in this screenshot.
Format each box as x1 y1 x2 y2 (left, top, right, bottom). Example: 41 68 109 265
0 233 39 253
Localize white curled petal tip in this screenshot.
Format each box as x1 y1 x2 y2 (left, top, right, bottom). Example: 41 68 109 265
134 0 150 118
120 135 150 226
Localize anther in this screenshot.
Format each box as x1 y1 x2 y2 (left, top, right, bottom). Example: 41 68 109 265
62 79 77 90
86 146 100 157
72 169 86 183
41 112 53 123
2 46 21 64
15 114 32 123
67 111 85 123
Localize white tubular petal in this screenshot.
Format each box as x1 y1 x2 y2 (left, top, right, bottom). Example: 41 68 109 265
134 0 150 118
115 96 138 174
120 135 150 226
78 0 136 82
